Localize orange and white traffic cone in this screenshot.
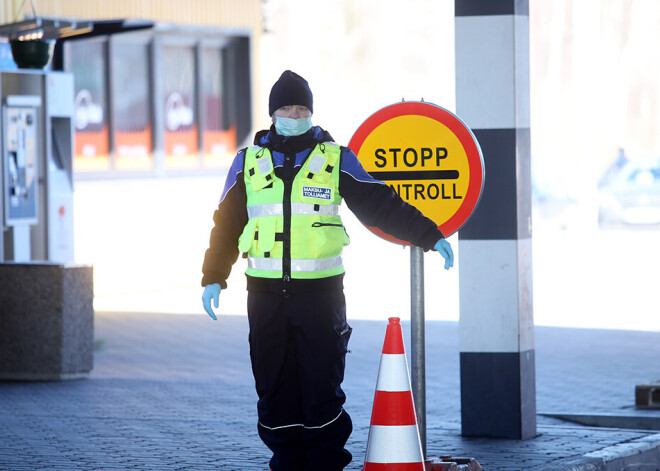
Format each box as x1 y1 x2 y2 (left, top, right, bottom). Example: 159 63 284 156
363 317 425 471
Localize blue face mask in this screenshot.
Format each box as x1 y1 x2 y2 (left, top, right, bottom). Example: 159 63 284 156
275 117 313 137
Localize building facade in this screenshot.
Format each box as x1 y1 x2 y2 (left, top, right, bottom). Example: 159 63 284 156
1 0 262 177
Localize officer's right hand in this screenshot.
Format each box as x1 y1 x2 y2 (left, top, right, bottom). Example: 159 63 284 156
434 238 454 270
202 283 221 320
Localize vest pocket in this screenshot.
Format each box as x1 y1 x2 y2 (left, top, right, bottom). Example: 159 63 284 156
311 221 350 247
256 217 276 254
309 218 350 257
250 172 274 192
239 217 279 257
238 218 257 253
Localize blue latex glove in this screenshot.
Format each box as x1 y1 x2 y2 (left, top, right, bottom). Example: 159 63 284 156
434 239 454 270
202 283 221 320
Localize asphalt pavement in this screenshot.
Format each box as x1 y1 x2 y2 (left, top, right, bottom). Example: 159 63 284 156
2 311 660 470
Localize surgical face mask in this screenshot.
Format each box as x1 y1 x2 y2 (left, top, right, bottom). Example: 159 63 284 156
274 117 313 137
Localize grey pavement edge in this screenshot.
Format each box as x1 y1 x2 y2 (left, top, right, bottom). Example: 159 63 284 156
2 312 660 471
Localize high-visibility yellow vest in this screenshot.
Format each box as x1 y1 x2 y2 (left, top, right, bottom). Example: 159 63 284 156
238 142 349 279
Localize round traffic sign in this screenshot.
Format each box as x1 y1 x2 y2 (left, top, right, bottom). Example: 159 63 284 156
348 101 484 243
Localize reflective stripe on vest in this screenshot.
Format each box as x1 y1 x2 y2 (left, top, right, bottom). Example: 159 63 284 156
248 255 343 273
247 202 340 219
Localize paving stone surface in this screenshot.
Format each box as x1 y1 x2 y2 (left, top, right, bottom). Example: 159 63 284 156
1 312 660 470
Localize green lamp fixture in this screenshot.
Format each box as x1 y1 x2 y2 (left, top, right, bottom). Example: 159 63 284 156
0 0 92 69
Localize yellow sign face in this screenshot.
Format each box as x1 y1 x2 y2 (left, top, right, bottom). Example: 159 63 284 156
349 102 484 241
359 115 469 227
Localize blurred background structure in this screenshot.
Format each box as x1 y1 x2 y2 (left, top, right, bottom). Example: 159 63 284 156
1 0 659 331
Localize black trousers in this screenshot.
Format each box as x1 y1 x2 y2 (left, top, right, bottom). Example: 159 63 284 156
247 288 353 471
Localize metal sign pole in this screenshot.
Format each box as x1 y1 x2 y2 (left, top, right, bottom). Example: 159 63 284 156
410 245 426 457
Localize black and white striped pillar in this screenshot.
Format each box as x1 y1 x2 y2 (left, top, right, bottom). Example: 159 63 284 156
455 0 536 439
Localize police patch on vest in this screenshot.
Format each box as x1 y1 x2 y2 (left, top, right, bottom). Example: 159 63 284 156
302 186 332 200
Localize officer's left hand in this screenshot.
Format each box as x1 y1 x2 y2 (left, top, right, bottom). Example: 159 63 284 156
202 283 221 320
434 239 454 270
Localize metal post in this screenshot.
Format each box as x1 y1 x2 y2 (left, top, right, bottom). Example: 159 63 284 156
410 245 426 457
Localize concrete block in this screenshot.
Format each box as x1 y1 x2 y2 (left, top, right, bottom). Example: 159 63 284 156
0 262 93 380
636 382 660 409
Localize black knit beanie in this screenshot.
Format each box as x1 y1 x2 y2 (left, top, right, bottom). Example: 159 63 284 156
268 70 313 116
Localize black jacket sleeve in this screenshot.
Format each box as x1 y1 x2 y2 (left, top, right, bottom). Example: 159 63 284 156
339 147 444 251
201 151 248 288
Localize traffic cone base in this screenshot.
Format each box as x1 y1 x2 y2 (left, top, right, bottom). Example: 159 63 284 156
364 425 424 466
364 462 425 471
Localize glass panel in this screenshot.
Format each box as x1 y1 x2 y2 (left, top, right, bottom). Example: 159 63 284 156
163 44 198 169
112 41 152 171
68 40 110 172
201 47 236 168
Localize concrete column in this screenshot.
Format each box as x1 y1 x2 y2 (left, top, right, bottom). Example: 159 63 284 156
455 0 536 439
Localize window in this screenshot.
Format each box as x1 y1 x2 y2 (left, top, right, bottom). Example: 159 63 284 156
67 40 110 172
162 44 198 169
201 46 236 168
112 39 152 171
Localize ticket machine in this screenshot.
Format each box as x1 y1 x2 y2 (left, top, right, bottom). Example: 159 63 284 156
2 95 40 261
0 70 74 263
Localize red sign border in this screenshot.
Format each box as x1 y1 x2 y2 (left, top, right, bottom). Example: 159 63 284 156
348 101 484 243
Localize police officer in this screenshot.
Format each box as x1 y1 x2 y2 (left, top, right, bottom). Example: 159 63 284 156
202 70 453 471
